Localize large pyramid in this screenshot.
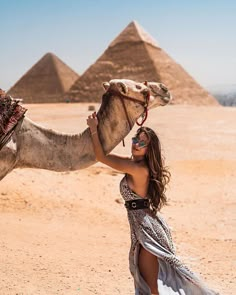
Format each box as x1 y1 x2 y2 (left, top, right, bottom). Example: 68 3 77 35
67 21 218 105
8 53 79 103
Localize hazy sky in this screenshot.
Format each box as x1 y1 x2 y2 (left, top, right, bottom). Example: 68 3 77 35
1 0 235 91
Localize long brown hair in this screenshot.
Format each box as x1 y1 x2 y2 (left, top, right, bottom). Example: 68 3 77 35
136 126 171 214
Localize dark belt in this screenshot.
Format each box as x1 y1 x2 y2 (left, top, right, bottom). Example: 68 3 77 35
125 199 149 210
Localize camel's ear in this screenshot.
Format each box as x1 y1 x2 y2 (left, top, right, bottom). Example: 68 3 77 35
103 82 110 91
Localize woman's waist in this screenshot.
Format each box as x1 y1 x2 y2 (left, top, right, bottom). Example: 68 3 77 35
124 198 150 210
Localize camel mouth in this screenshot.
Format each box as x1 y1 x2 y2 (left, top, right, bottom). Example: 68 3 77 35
159 93 172 105
147 82 172 107
159 83 172 104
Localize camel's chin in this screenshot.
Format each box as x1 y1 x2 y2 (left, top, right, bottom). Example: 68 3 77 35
149 95 172 109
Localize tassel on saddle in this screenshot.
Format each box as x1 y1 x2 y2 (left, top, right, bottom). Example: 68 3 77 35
0 90 27 150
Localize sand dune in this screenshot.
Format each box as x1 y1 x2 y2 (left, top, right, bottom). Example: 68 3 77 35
0 104 235 294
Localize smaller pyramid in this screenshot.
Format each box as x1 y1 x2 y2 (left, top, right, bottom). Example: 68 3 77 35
8 53 79 103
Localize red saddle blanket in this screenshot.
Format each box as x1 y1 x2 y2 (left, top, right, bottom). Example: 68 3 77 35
0 93 27 150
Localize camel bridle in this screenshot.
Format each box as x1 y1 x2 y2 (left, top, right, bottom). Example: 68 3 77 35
104 86 150 147
102 82 169 146
119 91 150 130
107 87 150 131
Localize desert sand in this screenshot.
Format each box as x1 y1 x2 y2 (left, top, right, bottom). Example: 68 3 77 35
0 103 235 295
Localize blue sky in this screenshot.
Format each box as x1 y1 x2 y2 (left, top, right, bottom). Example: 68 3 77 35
0 0 235 91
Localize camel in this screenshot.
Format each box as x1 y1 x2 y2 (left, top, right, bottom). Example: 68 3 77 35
0 79 172 181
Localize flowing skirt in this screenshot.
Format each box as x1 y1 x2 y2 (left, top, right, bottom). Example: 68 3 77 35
128 215 219 295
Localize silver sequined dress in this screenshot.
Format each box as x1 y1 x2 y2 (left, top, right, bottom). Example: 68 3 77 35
120 176 219 295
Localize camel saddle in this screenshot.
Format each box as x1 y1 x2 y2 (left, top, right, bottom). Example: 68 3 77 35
0 93 27 150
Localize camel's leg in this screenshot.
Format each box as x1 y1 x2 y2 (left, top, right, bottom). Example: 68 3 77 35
138 245 159 295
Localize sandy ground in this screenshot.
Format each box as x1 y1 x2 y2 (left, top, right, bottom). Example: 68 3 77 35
0 103 236 295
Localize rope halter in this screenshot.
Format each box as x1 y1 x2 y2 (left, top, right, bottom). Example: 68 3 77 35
104 82 151 146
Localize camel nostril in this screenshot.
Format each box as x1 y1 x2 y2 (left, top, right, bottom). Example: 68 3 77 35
160 84 168 93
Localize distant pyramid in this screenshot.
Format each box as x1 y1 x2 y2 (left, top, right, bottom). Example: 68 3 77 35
67 21 218 105
8 53 79 103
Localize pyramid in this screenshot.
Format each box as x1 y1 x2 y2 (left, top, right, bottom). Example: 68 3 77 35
67 21 218 105
8 53 79 103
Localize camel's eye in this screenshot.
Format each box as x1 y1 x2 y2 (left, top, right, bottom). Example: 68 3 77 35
135 85 142 90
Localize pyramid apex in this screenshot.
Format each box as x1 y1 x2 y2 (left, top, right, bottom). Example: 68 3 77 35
129 20 141 28
44 52 60 59
129 20 138 25
42 52 54 57
37 52 57 63
109 21 159 48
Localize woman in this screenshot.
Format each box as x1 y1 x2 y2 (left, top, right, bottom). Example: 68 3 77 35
87 112 218 295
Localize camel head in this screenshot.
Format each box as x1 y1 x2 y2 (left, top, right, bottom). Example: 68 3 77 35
102 79 172 110
100 79 172 131
94 79 172 153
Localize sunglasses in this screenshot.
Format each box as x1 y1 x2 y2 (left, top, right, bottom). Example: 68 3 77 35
132 137 148 148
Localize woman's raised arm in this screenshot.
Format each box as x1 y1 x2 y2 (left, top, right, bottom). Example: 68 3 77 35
87 112 147 177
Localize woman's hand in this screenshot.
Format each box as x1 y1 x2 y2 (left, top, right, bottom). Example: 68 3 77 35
87 111 98 133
